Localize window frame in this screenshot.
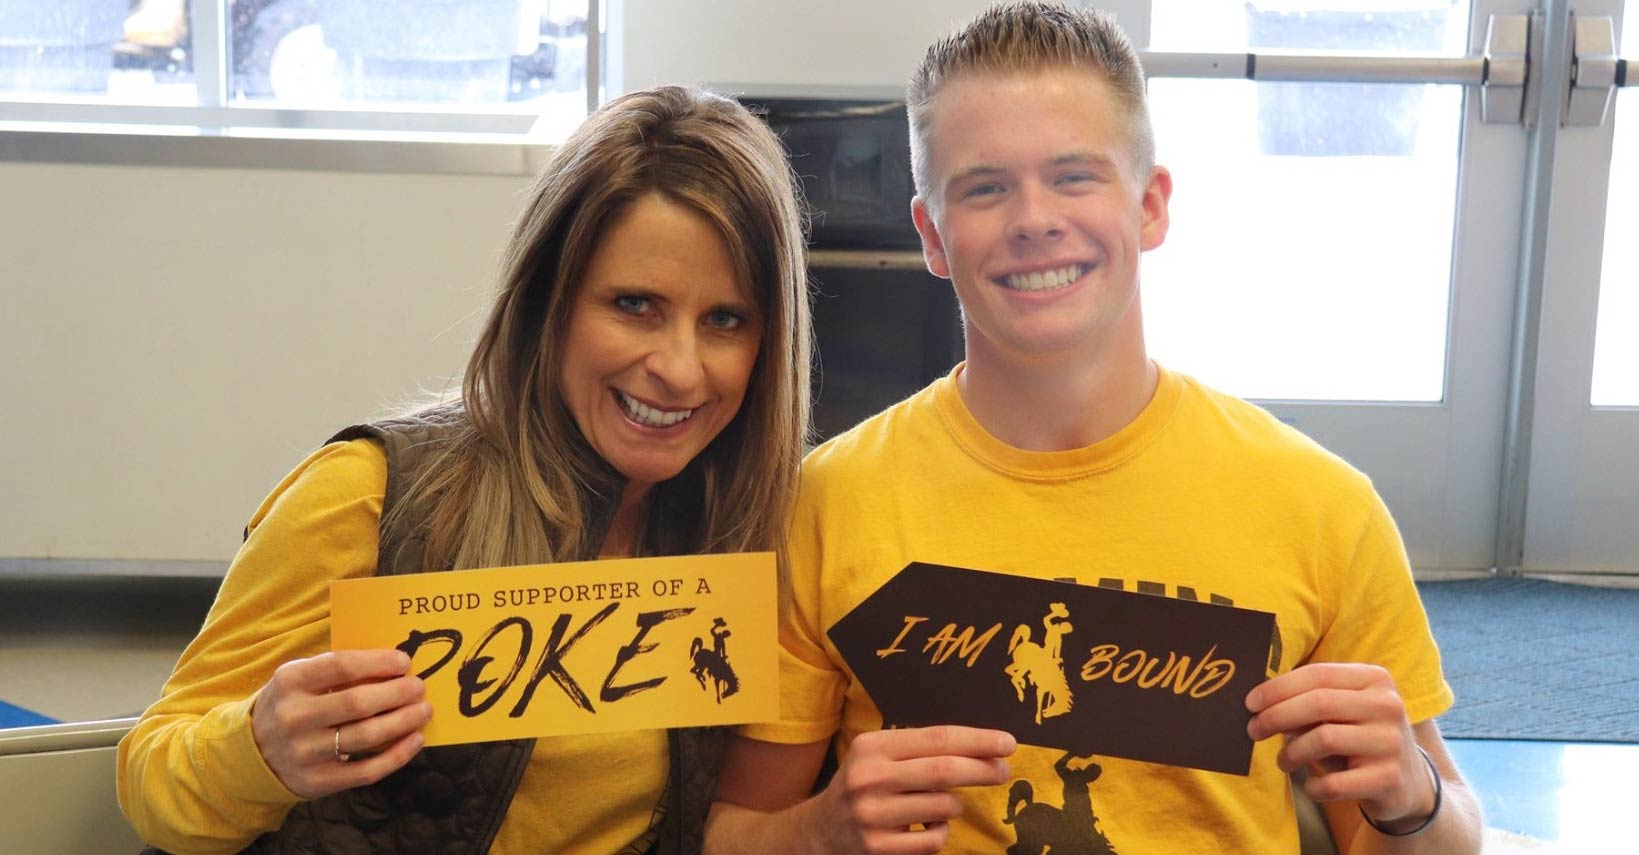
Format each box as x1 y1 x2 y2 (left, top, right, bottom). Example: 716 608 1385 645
0 0 602 169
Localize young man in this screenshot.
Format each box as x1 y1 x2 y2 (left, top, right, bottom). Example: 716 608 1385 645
706 3 1482 853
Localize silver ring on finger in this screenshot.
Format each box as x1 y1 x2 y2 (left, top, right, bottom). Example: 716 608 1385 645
333 726 351 763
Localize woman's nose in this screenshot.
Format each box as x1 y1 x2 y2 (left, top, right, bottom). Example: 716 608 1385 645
644 327 707 395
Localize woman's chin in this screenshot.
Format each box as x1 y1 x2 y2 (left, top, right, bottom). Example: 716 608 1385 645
608 460 687 494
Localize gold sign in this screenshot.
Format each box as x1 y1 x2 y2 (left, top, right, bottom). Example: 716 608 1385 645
331 552 777 746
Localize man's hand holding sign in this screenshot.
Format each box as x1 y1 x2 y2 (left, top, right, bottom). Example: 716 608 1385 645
1248 662 1447 838
805 725 1018 855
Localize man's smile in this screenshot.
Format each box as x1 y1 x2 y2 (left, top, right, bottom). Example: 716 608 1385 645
994 263 1090 293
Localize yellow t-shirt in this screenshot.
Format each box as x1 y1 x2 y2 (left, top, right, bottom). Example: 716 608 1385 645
116 439 668 855
743 364 1453 854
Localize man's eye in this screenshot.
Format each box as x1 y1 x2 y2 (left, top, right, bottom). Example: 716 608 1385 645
705 310 745 330
615 295 650 314
1058 173 1095 185
964 183 1003 198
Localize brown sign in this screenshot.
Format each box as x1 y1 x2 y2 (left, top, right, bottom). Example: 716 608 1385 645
827 562 1275 775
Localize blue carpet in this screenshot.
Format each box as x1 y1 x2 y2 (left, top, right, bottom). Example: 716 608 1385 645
0 698 56 728
1418 578 1639 743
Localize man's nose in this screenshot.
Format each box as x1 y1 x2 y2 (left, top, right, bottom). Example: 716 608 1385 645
644 325 707 395
1009 184 1067 244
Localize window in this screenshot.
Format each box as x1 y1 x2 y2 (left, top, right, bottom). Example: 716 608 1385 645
1144 1 1469 402
1145 77 1460 402
1591 87 1636 407
0 0 593 139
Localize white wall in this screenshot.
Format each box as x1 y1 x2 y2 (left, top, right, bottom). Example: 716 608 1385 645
616 0 1149 93
0 161 527 564
618 0 990 92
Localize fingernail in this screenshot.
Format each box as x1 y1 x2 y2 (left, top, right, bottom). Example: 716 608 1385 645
997 759 1010 779
394 650 412 669
1245 688 1262 711
999 733 1017 753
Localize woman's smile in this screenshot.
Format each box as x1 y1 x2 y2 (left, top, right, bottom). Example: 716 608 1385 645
613 389 699 430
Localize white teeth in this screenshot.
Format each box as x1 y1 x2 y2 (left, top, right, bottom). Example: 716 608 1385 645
1004 264 1085 292
617 391 695 428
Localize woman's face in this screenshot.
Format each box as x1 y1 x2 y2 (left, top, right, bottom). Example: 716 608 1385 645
559 193 763 496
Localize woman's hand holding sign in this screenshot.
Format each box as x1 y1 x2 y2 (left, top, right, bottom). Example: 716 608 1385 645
813 725 1015 855
1245 663 1446 836
250 649 433 799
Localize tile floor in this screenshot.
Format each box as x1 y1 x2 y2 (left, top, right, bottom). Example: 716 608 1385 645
1447 738 1633 853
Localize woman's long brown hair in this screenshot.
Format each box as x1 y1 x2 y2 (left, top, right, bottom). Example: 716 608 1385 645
389 86 811 588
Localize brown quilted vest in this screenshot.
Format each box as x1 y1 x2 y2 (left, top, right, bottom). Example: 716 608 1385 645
140 411 725 855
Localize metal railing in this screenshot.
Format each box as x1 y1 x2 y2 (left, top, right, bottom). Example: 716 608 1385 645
0 717 137 756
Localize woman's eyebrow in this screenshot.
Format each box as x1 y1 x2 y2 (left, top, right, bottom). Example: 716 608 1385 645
712 296 759 316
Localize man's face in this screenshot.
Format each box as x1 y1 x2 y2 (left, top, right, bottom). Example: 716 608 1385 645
912 68 1171 367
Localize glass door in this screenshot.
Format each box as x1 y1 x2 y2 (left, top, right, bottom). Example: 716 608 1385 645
1520 0 1634 575
1132 0 1635 579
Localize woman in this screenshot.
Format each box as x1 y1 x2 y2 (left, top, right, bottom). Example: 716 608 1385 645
117 85 811 855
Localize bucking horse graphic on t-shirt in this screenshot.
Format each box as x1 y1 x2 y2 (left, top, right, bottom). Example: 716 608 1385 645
1003 752 1120 855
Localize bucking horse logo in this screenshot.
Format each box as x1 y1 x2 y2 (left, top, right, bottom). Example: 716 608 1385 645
1004 602 1074 724
689 616 740 702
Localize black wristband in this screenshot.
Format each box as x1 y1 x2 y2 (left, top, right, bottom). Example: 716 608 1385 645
1359 744 1443 838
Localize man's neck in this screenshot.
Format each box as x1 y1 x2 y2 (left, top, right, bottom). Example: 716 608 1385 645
957 337 1158 453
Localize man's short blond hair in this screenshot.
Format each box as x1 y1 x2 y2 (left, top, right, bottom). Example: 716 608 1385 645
909 2 1155 201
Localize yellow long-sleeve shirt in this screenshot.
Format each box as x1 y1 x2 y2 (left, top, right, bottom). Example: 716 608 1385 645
117 439 668 855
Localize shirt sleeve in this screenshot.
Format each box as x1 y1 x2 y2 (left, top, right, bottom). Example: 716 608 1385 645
116 439 387 855
738 468 847 745
1309 489 1455 725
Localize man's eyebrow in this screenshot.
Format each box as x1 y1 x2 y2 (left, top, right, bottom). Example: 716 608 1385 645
946 152 1118 188
1050 151 1118 169
946 163 1007 187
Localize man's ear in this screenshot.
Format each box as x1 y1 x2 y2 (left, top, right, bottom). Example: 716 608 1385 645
1139 165 1173 252
911 196 951 279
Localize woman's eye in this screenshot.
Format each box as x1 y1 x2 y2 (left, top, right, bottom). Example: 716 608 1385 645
705 310 745 331
614 295 650 314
